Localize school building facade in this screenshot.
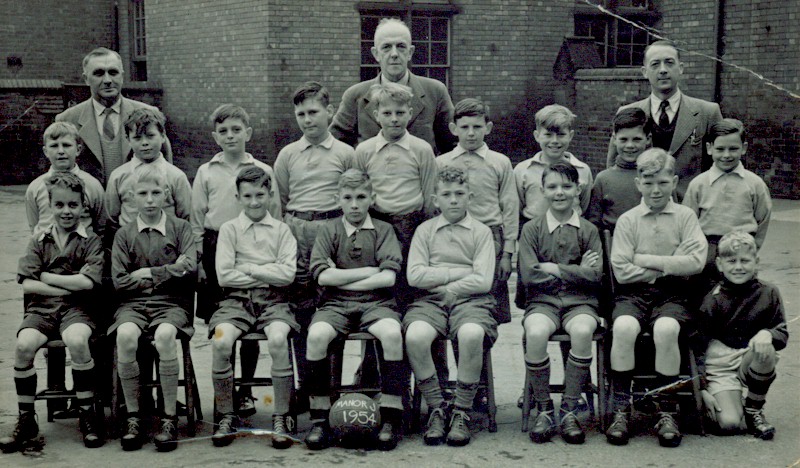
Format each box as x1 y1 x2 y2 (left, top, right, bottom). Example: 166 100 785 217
1 0 797 197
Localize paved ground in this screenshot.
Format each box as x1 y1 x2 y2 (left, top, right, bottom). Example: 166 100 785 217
0 185 797 467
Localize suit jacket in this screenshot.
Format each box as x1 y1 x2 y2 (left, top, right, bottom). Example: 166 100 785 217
55 97 173 185
330 72 455 154
606 93 722 200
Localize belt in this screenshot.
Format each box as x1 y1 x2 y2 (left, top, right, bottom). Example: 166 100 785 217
287 209 342 221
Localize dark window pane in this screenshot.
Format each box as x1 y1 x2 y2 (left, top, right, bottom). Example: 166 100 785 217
575 20 590 36
411 17 430 41
431 18 449 41
616 44 632 66
431 42 448 65
618 22 632 42
361 67 379 82
413 42 429 65
428 67 447 85
362 16 379 40
361 42 374 65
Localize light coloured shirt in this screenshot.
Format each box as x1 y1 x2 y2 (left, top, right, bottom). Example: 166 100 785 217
437 143 519 253
136 211 168 236
354 131 437 216
407 213 495 297
611 199 707 284
215 211 297 289
650 90 682 125
106 154 192 227
191 152 280 254
274 134 354 213
683 162 772 248
26 165 106 237
514 151 593 220
91 98 121 138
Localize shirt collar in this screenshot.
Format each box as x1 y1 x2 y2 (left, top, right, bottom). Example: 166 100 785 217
237 210 276 231
375 130 411 152
342 215 375 237
530 151 588 169
434 212 474 232
545 209 581 233
136 211 168 235
131 153 165 167
47 165 81 176
639 198 678 215
209 151 257 165
298 133 334 151
379 71 410 86
650 90 682 115
92 97 122 117
708 162 745 183
38 223 89 242
452 143 488 159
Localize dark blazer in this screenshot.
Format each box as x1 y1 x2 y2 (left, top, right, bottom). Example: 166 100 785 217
55 97 173 185
606 93 722 200
330 72 455 154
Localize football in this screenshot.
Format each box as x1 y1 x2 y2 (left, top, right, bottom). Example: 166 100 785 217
329 393 381 446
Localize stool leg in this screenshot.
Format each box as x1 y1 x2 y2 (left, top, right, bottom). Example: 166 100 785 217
46 347 67 422
484 349 497 433
111 345 121 438
411 373 422 434
522 370 532 432
597 337 607 430
181 340 197 437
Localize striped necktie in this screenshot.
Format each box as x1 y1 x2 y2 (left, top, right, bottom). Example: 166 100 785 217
102 107 116 140
658 100 670 128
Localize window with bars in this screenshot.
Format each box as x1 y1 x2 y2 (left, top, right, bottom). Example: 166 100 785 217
130 0 147 80
574 0 659 67
360 10 453 87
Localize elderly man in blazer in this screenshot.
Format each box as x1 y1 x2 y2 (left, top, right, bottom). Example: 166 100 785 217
607 40 722 200
330 18 455 154
56 47 172 185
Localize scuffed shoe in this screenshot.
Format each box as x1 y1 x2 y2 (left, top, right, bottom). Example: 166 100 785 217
559 404 585 444
79 408 104 448
529 409 556 444
655 412 682 447
305 421 331 450
744 407 775 440
446 409 471 447
121 416 144 451
271 414 295 449
237 393 257 418
605 410 630 446
212 414 238 447
376 422 399 451
0 411 39 453
423 407 448 446
154 416 178 452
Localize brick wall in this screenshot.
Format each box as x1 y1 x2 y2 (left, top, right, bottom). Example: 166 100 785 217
0 0 115 82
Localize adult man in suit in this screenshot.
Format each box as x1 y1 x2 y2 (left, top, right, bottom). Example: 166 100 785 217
56 47 172 185
330 18 455 154
607 40 722 200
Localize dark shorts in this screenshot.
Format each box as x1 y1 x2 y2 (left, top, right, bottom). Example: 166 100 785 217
403 293 498 344
489 225 511 324
209 287 299 338
612 282 692 330
109 298 194 339
19 299 95 339
284 215 331 313
524 302 600 329
311 297 400 336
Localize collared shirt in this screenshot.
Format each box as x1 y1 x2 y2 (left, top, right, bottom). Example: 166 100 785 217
514 151 594 220
650 90 682 125
18 222 103 291
106 154 192 227
683 162 772 248
517 209 602 308
25 165 106 238
584 162 640 232
379 71 410 87
136 211 168 236
437 143 519 253
274 134 354 213
354 130 437 216
215 211 297 289
92 98 122 138
342 214 375 237
611 199 707 284
407 213 495 297
191 152 280 254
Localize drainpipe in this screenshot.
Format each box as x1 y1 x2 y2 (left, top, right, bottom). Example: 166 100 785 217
713 0 725 103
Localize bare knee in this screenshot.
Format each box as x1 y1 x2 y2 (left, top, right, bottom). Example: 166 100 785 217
652 318 680 347
716 411 743 432
267 330 289 356
211 332 234 359
306 329 332 356
612 317 640 347
153 326 177 355
15 338 40 363
116 329 140 357
457 325 484 352
63 336 91 362
568 322 596 347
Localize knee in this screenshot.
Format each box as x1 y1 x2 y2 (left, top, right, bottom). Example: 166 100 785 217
524 326 551 348
379 327 403 351
116 330 139 355
63 336 90 359
211 334 233 358
267 331 289 355
306 330 330 355
716 412 743 432
15 339 39 362
153 327 177 353
612 318 640 346
569 323 596 345
652 319 680 346
457 326 484 351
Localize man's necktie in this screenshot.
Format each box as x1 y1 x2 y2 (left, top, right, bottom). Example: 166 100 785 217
658 100 670 128
102 107 116 140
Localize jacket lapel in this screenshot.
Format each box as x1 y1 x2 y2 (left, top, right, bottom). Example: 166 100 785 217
77 101 102 168
360 77 381 129
670 95 699 154
119 97 132 159
407 73 426 126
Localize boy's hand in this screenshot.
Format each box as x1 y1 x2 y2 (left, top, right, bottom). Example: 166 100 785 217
536 262 560 278
431 286 457 306
748 330 776 363
675 238 702 256
197 263 206 282
174 254 192 276
580 250 600 269
701 390 720 422
498 253 512 281
327 258 336 268
130 268 153 281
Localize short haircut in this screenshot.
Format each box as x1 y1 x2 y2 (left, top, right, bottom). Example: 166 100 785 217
124 107 167 137
236 165 271 192
717 231 757 258
210 104 250 128
369 82 414 108
541 162 579 185
535 104 576 131
643 40 681 61
708 118 746 144
337 169 373 193
374 18 411 44
636 148 676 177
436 165 468 189
613 107 651 135
133 164 167 188
43 121 82 146
292 81 330 107
82 47 123 73
453 98 490 123
46 172 85 204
